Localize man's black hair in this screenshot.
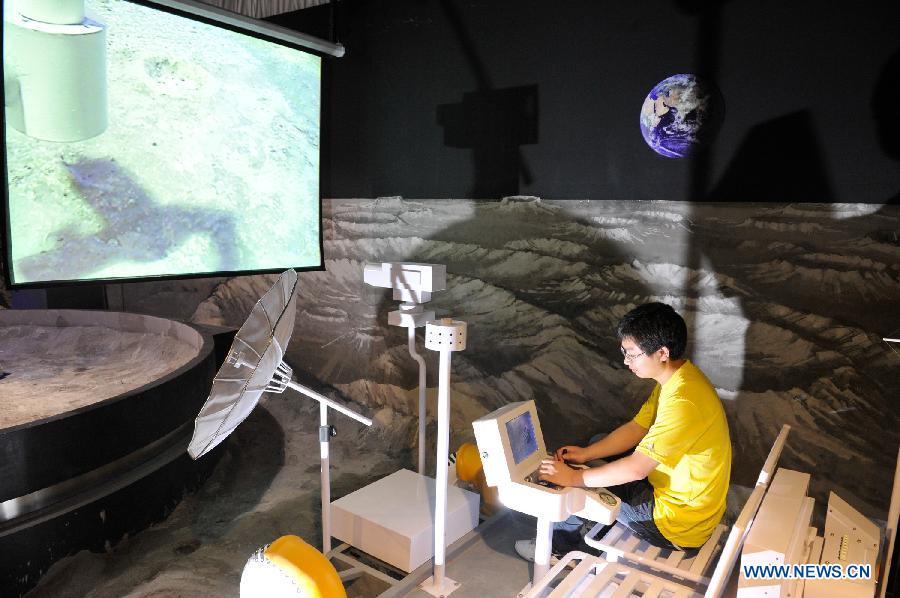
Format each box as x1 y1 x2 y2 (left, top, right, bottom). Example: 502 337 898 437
615 302 687 359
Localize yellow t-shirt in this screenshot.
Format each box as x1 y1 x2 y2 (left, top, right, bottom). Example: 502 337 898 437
633 360 732 548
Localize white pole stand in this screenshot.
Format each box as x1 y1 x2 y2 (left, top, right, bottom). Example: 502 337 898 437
266 360 373 554
364 262 447 476
319 402 332 553
389 303 434 475
533 516 554 588
419 318 467 598
284 377 372 554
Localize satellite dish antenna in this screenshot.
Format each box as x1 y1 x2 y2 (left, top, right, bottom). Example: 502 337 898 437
885 330 900 360
188 268 372 551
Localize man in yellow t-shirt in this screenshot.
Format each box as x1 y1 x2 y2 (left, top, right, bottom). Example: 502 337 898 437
518 302 732 559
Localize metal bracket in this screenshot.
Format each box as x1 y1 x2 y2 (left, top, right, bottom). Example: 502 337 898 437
319 425 336 442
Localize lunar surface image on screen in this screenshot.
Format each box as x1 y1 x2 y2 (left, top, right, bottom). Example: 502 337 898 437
4 0 321 283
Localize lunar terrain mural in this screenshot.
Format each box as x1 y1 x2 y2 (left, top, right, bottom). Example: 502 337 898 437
14 197 900 596
254 198 900 514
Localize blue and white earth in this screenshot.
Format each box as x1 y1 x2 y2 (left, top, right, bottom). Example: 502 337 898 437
640 74 724 158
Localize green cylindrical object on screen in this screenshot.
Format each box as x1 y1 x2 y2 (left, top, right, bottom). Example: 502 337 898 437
4 2 107 142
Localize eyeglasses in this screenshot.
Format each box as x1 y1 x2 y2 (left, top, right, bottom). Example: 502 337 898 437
620 347 646 364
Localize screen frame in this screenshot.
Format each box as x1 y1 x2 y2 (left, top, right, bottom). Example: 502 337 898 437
1 0 334 289
494 401 548 483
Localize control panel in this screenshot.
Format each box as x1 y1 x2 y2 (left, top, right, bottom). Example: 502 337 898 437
472 401 620 524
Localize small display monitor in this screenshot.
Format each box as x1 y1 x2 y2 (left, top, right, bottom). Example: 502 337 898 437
505 411 538 465
473 400 547 487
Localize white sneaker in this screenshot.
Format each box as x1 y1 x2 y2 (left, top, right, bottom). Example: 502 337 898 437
514 539 560 565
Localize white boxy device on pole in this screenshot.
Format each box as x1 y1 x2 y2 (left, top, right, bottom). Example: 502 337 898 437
364 262 447 474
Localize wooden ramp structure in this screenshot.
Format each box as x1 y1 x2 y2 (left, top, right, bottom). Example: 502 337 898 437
522 424 792 598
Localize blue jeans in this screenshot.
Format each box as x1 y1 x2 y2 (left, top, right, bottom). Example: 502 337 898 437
553 478 695 554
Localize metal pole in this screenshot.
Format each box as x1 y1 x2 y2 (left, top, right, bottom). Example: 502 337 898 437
533 516 553 586
433 349 452 588
286 381 372 426
320 402 331 553
408 325 428 474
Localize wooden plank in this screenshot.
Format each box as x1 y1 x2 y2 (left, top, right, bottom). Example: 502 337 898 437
688 524 727 576
678 555 695 571
620 533 641 554
605 523 625 538
582 563 621 595
643 545 662 562
665 549 685 568
600 523 626 545
549 558 600 596
640 580 667 598
672 585 694 598
589 524 627 560
610 569 642 597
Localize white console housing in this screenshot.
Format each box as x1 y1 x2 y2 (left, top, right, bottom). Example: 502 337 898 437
472 400 620 524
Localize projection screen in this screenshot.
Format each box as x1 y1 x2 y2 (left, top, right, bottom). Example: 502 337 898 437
2 0 326 285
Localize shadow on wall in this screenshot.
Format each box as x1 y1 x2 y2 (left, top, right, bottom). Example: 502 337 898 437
873 47 900 203
317 190 899 521
179 31 900 522
434 0 536 199
437 85 539 198
335 51 900 513
281 23 900 519
704 111 836 203
674 0 899 509
681 44 900 510
368 199 658 472
14 160 239 283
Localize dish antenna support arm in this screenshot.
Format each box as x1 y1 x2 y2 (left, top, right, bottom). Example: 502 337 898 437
266 360 372 553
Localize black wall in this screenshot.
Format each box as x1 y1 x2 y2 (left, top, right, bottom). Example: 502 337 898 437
274 0 900 203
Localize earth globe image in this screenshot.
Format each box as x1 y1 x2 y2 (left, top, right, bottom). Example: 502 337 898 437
640 74 725 158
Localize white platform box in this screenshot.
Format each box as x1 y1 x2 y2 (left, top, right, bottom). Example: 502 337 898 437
330 468 480 572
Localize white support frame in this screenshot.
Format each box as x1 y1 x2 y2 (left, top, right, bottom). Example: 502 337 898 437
529 424 792 598
879 447 900 598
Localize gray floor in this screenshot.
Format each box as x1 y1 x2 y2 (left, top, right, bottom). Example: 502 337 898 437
403 511 537 597
334 510 538 597
337 509 744 598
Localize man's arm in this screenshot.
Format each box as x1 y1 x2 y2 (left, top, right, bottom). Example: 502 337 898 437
581 452 658 487
557 420 649 463
540 451 659 488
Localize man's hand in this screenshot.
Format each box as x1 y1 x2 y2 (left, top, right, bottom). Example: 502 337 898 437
539 457 583 487
555 445 590 464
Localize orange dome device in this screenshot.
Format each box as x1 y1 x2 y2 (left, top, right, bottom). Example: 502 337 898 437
240 535 346 598
454 443 483 483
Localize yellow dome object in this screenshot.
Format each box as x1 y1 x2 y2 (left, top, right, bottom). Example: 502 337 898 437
455 442 483 483
240 535 347 598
